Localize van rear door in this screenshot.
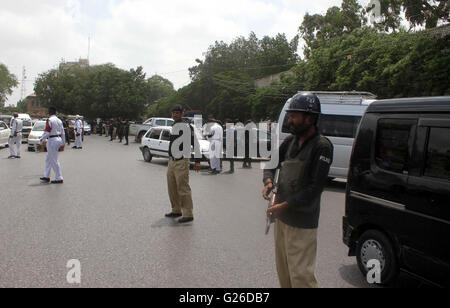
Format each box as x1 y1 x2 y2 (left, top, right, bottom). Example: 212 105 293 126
404 116 450 286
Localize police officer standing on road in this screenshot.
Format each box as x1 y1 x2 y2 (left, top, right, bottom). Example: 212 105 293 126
73 116 83 149
165 105 201 224
206 115 223 175
262 93 334 288
223 119 236 174
8 112 23 159
39 107 65 184
123 119 130 146
117 118 123 143
64 118 71 146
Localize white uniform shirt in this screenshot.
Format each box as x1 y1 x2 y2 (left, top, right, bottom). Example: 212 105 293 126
210 123 223 141
40 115 65 144
10 118 23 137
75 119 83 134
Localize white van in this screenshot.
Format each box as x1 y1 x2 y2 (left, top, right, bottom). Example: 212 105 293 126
278 91 377 179
17 114 33 143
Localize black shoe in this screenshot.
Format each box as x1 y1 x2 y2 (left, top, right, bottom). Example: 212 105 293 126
178 217 194 224
51 180 64 184
165 212 182 218
7 155 15 159
40 177 50 183
15 156 21 159
72 146 77 149
78 147 82 150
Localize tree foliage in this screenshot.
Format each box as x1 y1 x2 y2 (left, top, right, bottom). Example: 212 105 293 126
34 64 174 120
0 64 19 107
148 32 299 121
189 32 299 81
294 27 450 99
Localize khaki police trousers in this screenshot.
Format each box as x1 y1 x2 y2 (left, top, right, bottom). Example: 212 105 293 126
274 219 318 288
167 158 194 218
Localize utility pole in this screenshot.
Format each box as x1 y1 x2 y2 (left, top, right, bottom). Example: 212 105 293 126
20 66 27 101
88 36 91 64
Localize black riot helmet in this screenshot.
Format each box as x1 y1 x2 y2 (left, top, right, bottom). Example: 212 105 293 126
285 93 321 114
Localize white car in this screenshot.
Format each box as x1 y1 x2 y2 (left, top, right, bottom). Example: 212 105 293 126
140 126 210 162
0 121 11 148
27 121 47 151
83 121 91 135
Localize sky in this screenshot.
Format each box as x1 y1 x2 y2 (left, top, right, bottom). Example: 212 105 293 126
1 0 351 106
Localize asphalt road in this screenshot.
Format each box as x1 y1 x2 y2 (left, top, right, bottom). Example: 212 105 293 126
0 135 376 288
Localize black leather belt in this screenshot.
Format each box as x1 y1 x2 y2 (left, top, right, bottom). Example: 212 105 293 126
50 135 62 138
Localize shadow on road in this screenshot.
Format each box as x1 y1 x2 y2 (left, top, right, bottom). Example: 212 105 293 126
139 159 169 167
151 218 193 229
28 183 52 187
338 264 376 288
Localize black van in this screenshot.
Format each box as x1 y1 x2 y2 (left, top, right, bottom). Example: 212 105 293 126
343 97 450 287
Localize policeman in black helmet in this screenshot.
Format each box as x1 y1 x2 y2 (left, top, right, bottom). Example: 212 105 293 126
262 93 334 288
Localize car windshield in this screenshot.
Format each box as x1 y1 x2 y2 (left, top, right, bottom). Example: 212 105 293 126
33 122 46 131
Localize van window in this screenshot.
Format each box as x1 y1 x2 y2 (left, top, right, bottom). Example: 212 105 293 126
318 115 361 138
375 119 413 173
167 120 174 126
424 127 450 181
22 120 32 127
149 129 162 139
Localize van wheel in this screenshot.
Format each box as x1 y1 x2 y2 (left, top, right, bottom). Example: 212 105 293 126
143 147 153 162
356 230 399 285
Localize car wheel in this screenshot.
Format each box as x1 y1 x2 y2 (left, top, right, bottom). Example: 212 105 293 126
356 230 399 285
143 147 153 162
28 147 33 152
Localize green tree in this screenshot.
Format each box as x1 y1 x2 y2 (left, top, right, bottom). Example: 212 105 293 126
293 27 450 98
145 75 175 107
300 0 365 57
34 64 150 120
0 64 19 107
189 32 298 81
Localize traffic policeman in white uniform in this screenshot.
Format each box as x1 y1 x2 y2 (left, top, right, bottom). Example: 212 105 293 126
207 117 223 174
40 107 65 184
8 112 23 159
73 116 83 149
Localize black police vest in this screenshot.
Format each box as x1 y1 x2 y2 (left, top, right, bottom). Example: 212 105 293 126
277 135 322 229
